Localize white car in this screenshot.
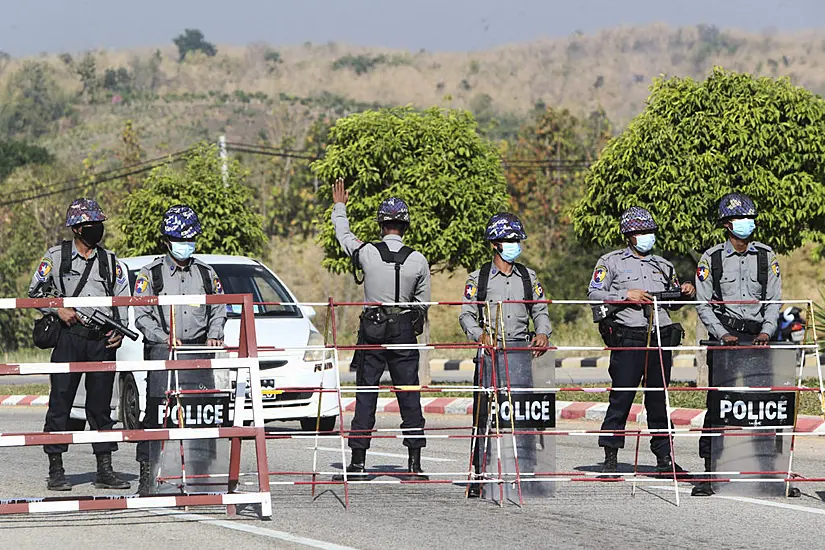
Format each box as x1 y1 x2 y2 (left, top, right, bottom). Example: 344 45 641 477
71 254 339 432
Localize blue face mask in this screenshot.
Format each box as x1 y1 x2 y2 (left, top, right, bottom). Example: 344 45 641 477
170 241 196 261
498 242 522 263
730 218 755 240
633 233 656 254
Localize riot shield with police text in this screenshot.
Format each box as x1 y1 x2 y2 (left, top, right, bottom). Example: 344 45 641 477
709 345 797 496
479 345 555 503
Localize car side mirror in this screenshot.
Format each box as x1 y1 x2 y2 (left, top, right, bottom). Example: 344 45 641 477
300 305 317 320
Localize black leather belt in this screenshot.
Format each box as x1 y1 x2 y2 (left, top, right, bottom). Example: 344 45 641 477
66 324 106 340
717 315 762 335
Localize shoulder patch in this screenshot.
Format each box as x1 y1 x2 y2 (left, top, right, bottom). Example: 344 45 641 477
464 281 477 300
590 265 607 289
212 275 224 294
697 260 710 282
533 281 545 299
115 262 126 285
35 257 52 282
135 273 150 294
771 259 780 276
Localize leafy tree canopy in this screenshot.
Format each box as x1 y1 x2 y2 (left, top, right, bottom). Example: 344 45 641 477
0 139 53 181
573 68 825 257
120 142 265 257
312 107 508 273
173 29 217 62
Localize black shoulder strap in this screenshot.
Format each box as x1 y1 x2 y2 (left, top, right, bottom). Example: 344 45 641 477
514 263 534 316
58 240 72 296
373 242 414 303
756 249 768 302
72 257 95 298
351 242 370 285
196 263 214 294
476 262 493 325
151 263 168 334
710 248 726 316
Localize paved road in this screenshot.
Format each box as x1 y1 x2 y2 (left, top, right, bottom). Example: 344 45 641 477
1 408 825 549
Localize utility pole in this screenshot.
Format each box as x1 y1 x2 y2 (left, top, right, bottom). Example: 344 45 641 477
219 135 228 187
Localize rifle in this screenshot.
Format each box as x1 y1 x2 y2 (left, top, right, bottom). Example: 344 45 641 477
32 283 139 341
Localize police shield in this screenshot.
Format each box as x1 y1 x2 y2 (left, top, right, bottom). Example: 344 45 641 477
708 345 798 496
478 344 556 503
153 352 232 494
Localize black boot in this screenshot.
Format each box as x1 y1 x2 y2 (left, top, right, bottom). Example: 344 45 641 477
407 448 429 480
600 447 619 477
94 452 131 489
691 457 714 496
136 461 155 497
333 449 368 481
47 453 71 491
655 454 688 477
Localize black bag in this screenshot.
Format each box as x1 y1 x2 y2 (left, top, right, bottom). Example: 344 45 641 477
360 308 402 344
33 313 61 349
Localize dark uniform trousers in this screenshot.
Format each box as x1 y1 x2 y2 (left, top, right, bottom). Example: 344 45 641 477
44 328 117 455
135 339 213 464
599 333 673 457
349 318 425 450
699 327 776 460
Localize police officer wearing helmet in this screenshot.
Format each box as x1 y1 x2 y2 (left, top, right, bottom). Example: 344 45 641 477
27 198 131 492
588 207 695 476
459 213 552 498
693 192 799 497
133 205 227 496
330 179 431 480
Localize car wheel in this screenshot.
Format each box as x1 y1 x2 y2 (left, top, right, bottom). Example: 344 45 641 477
120 373 141 430
300 416 337 433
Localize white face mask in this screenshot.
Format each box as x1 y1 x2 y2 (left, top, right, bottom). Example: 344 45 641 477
169 241 196 261
497 242 522 263
633 233 655 253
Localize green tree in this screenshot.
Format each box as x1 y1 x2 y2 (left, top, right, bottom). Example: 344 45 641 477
572 68 825 258
0 139 53 181
311 107 508 273
76 53 99 102
173 29 217 62
0 61 72 139
120 143 265 257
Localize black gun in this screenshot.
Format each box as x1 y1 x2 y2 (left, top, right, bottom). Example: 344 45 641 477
650 289 684 301
33 283 139 341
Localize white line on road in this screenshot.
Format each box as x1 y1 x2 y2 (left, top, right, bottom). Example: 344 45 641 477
714 495 825 516
307 446 456 462
154 509 360 550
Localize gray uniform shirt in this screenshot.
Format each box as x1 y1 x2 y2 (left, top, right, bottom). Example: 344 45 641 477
587 247 679 329
28 240 130 322
695 240 781 339
133 254 227 344
332 203 430 306
459 263 552 342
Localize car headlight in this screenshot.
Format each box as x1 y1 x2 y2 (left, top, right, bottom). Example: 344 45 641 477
303 330 327 362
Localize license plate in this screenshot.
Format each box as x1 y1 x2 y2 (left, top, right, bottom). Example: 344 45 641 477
231 379 278 400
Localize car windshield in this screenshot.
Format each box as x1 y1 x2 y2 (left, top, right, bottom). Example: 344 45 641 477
127 262 300 318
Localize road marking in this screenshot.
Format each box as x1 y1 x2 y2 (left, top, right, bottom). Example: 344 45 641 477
307 446 456 462
155 509 360 549
714 495 825 516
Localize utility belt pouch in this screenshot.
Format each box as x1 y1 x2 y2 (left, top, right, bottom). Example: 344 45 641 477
410 309 425 337
360 307 401 344
597 319 622 348
663 323 685 347
33 313 61 349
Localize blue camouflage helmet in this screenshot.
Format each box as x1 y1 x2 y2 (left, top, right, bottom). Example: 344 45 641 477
377 197 411 224
620 206 657 235
485 213 527 241
161 205 202 239
717 192 757 221
65 198 107 227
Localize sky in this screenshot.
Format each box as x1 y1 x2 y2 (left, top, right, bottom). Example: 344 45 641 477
1 0 821 56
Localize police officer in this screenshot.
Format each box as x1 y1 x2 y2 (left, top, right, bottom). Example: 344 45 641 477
459 213 552 498
693 192 799 497
28 198 131 491
588 207 695 476
133 205 226 496
330 179 431 480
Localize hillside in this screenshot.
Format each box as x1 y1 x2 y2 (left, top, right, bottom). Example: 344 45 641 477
1 23 824 161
